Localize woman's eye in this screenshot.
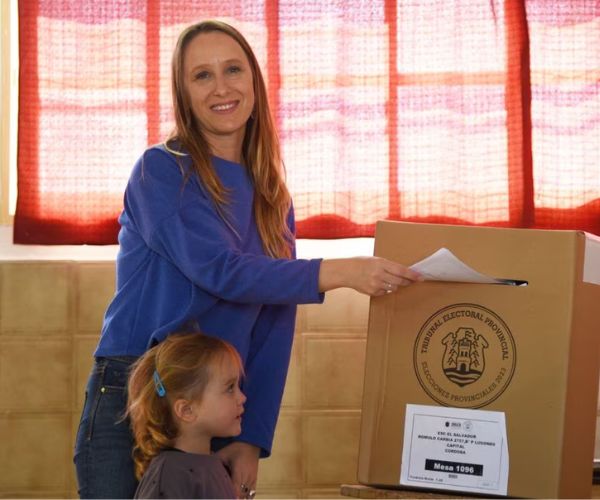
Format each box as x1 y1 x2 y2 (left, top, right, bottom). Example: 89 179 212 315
195 71 210 80
227 65 241 74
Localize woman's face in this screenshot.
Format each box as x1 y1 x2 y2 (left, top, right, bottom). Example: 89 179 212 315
182 31 255 156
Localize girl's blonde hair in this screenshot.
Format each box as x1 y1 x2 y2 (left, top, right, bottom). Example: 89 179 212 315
167 20 293 259
126 332 243 479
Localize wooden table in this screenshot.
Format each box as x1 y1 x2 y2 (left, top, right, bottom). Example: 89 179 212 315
341 484 471 498
340 484 600 499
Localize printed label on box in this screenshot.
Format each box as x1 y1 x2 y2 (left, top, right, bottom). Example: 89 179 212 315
400 404 509 495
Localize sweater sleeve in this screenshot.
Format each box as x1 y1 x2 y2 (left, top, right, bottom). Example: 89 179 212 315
124 147 324 305
233 303 296 456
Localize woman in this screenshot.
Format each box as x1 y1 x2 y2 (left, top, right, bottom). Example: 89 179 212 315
74 20 422 499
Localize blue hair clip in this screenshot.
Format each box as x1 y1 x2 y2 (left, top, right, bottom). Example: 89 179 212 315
153 369 166 397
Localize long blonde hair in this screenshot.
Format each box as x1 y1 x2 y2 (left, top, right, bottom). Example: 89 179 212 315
126 332 243 479
167 20 293 258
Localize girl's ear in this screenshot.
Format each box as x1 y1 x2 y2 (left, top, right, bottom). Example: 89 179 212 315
173 398 196 423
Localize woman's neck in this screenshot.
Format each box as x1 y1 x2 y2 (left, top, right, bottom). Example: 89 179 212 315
205 132 244 164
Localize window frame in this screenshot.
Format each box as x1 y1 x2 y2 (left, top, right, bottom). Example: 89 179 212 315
1 0 18 226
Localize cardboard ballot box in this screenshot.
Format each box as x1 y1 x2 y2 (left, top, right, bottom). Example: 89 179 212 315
358 221 600 499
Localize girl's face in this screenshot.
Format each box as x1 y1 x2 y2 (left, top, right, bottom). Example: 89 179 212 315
192 357 246 438
183 31 255 157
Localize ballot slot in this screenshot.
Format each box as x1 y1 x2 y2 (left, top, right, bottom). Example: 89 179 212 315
410 247 529 287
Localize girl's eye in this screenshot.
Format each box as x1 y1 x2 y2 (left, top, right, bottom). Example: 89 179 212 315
227 384 235 393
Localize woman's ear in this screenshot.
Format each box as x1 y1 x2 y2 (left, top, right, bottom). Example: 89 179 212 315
172 398 196 423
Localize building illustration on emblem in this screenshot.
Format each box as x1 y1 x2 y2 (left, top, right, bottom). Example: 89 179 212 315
441 327 489 387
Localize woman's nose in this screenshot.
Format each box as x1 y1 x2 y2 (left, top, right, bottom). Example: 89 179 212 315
213 74 229 96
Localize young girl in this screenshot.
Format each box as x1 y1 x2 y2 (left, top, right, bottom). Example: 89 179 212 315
127 332 246 499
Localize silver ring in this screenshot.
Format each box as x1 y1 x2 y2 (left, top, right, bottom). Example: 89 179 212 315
384 282 393 291
248 490 256 499
241 484 249 493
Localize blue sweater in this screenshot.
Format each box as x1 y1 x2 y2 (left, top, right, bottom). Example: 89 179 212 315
95 144 324 455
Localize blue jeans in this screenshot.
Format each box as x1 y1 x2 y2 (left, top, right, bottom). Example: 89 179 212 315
74 356 138 499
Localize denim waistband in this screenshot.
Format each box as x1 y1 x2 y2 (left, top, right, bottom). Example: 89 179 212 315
97 355 139 364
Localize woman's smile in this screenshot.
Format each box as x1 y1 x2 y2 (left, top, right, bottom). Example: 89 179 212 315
210 100 240 113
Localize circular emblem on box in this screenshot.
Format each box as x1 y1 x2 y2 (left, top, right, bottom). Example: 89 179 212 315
414 303 516 408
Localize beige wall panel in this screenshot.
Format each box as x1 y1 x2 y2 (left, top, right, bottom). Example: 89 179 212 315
295 304 307 333
0 263 72 334
0 413 71 492
281 337 301 408
304 413 361 486
0 261 372 496
76 263 115 332
304 337 366 408
0 339 71 411
304 288 368 333
258 413 303 487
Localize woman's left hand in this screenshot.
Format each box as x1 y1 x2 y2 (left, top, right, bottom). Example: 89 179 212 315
216 441 260 499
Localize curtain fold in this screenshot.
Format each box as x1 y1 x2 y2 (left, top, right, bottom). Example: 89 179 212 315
505 0 535 227
14 0 600 244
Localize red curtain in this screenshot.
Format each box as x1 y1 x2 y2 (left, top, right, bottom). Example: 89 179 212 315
14 0 600 243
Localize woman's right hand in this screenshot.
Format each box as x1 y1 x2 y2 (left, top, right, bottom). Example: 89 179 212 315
318 257 423 296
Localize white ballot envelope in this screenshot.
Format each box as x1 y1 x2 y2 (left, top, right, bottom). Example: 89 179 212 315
410 248 526 285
